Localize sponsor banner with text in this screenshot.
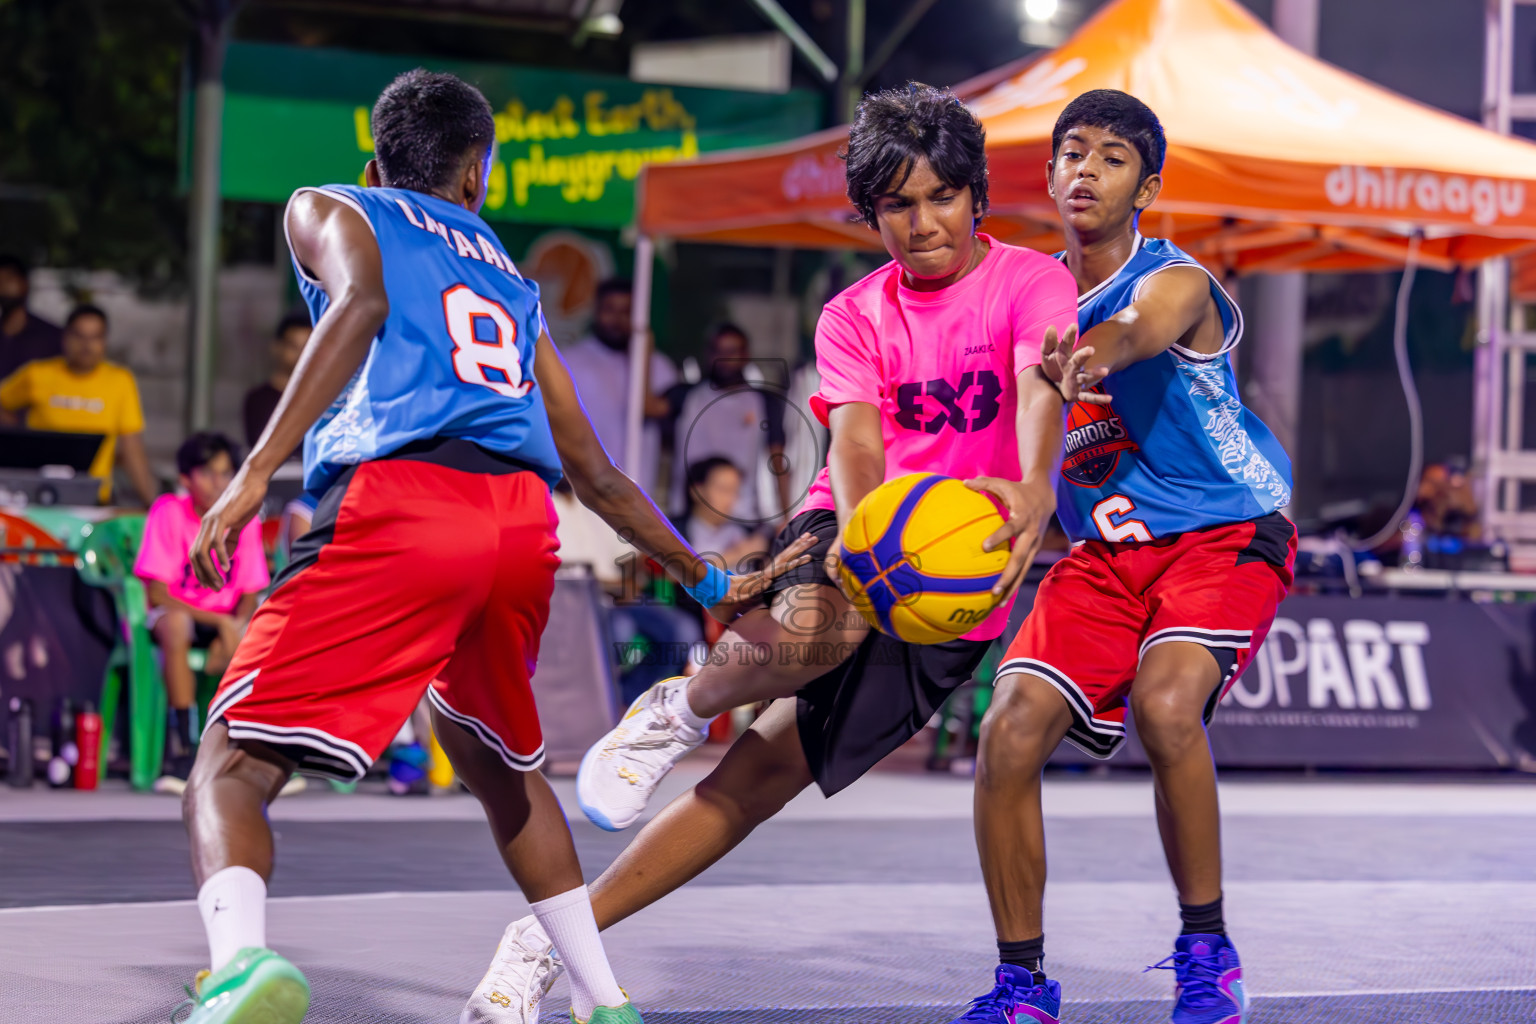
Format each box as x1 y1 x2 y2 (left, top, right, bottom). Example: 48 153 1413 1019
1037 594 1536 770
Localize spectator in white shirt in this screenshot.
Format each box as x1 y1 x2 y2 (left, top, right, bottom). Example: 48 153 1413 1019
669 323 790 524
560 278 676 498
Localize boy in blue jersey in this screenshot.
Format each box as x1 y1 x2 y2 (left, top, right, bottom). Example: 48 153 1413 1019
175 71 811 1024
949 91 1295 1024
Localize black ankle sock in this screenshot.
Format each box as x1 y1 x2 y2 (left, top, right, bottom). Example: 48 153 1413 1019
170 707 194 758
998 936 1046 985
1179 896 1226 936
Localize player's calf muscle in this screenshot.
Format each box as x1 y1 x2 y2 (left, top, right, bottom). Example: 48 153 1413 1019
696 746 809 827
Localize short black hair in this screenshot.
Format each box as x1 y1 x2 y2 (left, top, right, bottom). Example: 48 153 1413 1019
709 321 748 345
371 69 496 194
176 432 239 477
844 83 989 229
65 303 107 329
0 255 27 277
274 310 311 338
595 277 632 304
1051 89 1166 182
687 456 741 493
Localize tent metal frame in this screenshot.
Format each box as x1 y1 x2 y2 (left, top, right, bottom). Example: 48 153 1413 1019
1477 0 1536 544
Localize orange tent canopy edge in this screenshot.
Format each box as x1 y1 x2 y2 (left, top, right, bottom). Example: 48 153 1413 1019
637 0 1536 275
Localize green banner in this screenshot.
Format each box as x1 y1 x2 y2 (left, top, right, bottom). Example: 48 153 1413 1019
215 42 820 228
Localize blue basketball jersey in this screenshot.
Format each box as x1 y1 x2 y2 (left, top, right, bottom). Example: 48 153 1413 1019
1054 235 1291 544
288 184 561 497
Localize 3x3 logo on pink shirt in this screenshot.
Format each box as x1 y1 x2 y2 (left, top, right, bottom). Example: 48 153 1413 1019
893 370 1004 434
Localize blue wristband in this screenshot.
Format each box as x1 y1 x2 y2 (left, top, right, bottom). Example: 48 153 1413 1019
685 563 731 607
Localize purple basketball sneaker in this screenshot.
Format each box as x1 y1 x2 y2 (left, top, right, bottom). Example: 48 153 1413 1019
947 964 1061 1024
1146 934 1247 1024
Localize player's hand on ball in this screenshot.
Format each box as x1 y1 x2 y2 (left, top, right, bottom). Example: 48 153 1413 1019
823 546 854 602
1041 324 1110 405
190 466 269 589
964 475 1057 604
708 531 819 619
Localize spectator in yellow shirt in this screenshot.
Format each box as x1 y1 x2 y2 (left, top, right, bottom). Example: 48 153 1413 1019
0 303 159 505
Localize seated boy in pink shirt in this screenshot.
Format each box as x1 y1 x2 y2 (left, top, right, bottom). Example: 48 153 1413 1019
134 432 269 785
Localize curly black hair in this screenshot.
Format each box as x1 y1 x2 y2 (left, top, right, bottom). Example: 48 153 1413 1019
844 83 989 229
371 69 496 194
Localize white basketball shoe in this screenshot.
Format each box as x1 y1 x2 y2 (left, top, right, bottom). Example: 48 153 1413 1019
576 678 707 832
460 917 565 1024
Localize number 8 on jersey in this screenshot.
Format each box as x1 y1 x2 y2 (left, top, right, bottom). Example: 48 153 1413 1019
443 284 533 399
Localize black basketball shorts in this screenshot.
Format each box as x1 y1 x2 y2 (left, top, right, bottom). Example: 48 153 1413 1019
765 508 990 796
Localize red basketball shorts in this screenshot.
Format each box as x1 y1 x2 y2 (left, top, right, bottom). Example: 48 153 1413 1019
999 512 1296 758
207 446 560 780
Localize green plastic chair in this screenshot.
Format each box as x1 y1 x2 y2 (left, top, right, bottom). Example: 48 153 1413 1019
77 515 210 791
20 507 95 556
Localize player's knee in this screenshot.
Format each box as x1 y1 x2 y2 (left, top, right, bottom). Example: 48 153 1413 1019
156 608 193 646
182 729 287 821
1131 684 1208 763
978 675 1062 770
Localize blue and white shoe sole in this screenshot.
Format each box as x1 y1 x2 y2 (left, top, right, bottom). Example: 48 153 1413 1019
575 688 657 832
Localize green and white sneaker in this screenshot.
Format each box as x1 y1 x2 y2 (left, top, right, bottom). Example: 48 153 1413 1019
572 996 644 1024
175 947 310 1024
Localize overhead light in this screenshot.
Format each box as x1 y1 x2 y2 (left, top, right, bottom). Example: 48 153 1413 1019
586 11 623 35
1023 0 1058 22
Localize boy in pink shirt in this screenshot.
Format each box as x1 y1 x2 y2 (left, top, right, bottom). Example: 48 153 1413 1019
135 432 269 785
479 85 1084 1010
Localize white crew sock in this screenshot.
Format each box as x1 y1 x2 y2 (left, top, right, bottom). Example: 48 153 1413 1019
530 887 626 1020
197 866 268 973
665 677 711 733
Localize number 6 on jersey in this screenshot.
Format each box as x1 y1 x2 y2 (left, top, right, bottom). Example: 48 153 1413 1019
1092 494 1153 543
443 284 534 399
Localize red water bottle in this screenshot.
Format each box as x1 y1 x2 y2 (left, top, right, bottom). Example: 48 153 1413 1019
74 702 101 791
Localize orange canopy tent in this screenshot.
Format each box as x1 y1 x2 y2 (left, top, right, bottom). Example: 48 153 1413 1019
635 0 1536 276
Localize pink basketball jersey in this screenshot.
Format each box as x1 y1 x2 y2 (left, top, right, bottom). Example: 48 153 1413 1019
803 235 1078 640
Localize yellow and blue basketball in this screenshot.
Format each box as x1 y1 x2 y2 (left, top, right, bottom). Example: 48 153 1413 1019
837 473 1008 644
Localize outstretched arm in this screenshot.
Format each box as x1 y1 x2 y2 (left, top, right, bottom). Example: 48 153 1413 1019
1041 265 1215 404
190 192 387 587
1079 265 1212 375
535 332 813 615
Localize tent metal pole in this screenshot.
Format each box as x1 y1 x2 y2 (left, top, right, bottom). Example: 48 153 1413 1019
1271 0 1318 57
1245 0 1318 499
1476 0 1517 539
745 0 838 83
857 0 940 93
624 234 655 485
185 3 237 432
840 0 865 122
